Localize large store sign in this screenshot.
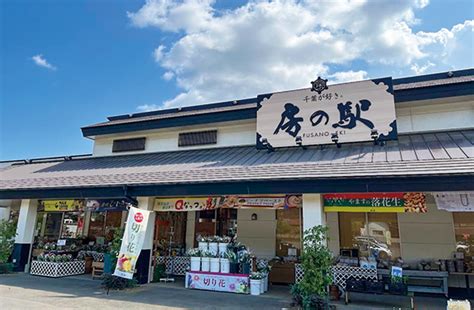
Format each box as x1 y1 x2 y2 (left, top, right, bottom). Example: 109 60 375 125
434 192 474 212
114 207 151 279
323 193 427 213
185 271 249 294
154 197 222 212
40 200 84 212
86 199 131 212
256 77 397 148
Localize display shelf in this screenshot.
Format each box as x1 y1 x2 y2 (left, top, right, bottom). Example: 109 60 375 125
30 260 85 278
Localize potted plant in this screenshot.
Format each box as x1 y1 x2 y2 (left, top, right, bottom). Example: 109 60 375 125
257 260 271 292
0 219 17 273
249 272 263 295
210 252 220 273
200 250 211 272
197 235 208 252
218 236 231 255
238 249 252 274
187 248 201 271
227 251 239 273
220 250 232 273
388 275 408 295
208 236 219 256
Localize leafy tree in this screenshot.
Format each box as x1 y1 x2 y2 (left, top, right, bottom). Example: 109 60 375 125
0 219 17 264
299 225 332 309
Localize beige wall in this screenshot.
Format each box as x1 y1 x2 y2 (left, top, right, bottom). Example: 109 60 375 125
398 195 456 262
185 211 196 250
236 209 276 259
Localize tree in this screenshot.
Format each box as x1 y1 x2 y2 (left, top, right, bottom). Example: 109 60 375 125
0 219 17 264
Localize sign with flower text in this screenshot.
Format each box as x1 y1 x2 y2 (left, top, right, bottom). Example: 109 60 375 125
185 271 249 294
154 197 222 212
323 193 427 213
113 207 151 279
256 77 397 148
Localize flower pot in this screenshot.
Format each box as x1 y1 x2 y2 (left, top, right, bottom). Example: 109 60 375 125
190 257 201 271
242 262 251 275
229 262 239 274
250 279 261 295
210 258 220 273
198 242 208 252
201 257 210 272
220 258 230 273
260 279 264 293
208 242 218 256
218 242 229 255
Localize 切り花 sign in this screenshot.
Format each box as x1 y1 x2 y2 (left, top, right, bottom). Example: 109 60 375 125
256 77 397 148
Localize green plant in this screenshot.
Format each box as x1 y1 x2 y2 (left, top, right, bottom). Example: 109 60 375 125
109 228 124 268
102 273 138 291
299 225 332 309
187 248 201 257
249 271 264 280
0 219 17 264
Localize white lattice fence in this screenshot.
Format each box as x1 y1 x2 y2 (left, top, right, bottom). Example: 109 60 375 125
156 256 190 275
30 261 85 277
330 266 377 289
295 263 304 283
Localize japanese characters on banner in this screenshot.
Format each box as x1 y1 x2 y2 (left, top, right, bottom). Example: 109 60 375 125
114 207 151 279
256 77 397 148
86 199 131 212
154 197 222 212
323 193 427 213
434 192 474 212
220 195 302 209
185 271 249 294
40 200 84 212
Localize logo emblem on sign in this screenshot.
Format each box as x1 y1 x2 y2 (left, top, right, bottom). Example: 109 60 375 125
310 76 328 94
134 212 144 223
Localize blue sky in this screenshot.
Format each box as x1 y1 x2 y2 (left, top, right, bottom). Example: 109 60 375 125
1 0 473 160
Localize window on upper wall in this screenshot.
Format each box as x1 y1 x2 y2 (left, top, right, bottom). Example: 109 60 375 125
339 212 401 259
453 212 474 258
178 130 217 147
112 137 146 153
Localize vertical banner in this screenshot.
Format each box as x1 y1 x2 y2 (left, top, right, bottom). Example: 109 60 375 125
114 207 151 279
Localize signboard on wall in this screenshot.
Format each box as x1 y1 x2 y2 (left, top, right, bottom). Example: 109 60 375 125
114 207 151 279
40 200 84 212
434 192 474 212
256 77 397 148
220 195 302 209
323 193 427 213
185 271 249 294
86 199 131 212
154 197 222 212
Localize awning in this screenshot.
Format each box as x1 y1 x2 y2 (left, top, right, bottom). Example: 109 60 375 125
1 130 473 199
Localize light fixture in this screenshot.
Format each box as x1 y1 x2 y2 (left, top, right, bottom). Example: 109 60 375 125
371 129 379 145
295 136 306 149
261 138 275 153
331 133 341 148
251 213 258 221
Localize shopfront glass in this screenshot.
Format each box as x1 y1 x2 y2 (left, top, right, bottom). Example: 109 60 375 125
88 211 123 242
276 208 302 257
453 212 474 258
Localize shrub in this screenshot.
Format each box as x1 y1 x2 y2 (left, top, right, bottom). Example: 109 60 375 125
0 219 17 264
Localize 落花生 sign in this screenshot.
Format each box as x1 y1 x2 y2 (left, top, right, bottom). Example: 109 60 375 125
256 77 397 148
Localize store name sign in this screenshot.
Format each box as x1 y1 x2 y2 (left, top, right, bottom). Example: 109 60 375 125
154 197 222 212
256 77 397 148
186 272 249 294
323 193 427 213
40 200 84 212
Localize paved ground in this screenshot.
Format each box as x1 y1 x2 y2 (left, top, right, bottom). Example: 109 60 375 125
0 273 463 309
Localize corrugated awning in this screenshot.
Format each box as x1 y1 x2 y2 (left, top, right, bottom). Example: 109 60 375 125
1 130 473 194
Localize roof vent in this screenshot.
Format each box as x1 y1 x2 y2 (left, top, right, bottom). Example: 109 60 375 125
447 71 454 78
178 130 217 147
112 137 146 153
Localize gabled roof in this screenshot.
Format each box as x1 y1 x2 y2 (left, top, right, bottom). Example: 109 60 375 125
1 130 473 199
81 69 474 138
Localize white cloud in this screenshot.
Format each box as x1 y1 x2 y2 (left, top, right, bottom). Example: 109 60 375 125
137 104 160 112
129 0 474 110
31 54 56 70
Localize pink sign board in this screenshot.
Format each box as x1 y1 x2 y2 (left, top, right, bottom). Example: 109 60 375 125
185 271 249 294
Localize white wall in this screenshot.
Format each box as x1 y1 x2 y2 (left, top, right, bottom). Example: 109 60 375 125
92 120 256 156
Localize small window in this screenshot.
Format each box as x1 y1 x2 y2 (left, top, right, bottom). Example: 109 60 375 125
178 130 217 147
112 137 146 153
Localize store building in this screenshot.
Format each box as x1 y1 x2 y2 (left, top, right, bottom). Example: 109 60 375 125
0 69 473 294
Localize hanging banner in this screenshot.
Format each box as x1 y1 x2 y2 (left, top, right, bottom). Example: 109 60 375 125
257 77 397 148
434 192 474 212
86 199 131 212
113 207 151 279
40 200 84 212
221 195 302 209
154 197 222 212
323 193 427 213
185 271 249 294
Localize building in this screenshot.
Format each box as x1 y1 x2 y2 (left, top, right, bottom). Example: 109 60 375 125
0 69 473 293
